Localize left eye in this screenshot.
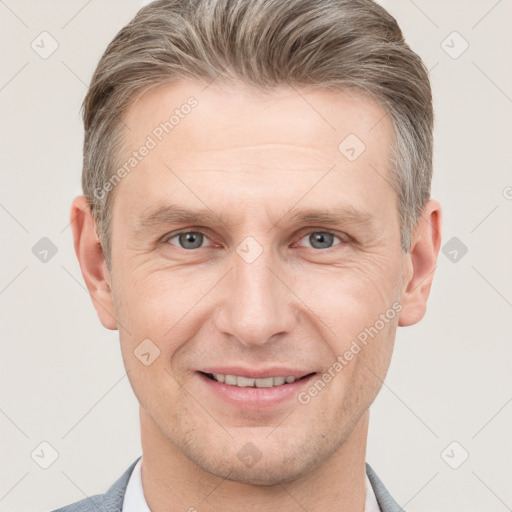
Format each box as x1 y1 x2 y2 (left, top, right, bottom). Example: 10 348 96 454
166 230 344 251
296 231 344 250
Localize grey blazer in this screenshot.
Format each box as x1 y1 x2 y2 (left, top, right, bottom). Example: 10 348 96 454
51 457 404 512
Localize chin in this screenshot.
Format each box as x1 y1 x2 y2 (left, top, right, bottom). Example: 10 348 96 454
188 441 329 487
205 458 310 486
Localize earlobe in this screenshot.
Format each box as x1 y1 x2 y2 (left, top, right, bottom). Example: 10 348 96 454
70 196 118 330
398 199 442 327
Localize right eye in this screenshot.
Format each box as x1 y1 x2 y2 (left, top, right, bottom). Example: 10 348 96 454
165 230 213 250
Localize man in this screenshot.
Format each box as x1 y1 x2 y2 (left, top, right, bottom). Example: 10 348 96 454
55 0 442 510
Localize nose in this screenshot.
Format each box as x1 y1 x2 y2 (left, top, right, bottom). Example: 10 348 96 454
213 244 297 347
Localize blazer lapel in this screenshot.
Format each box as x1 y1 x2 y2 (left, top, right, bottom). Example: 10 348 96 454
101 456 142 512
366 463 405 512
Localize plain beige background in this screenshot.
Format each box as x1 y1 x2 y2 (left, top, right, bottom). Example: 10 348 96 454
0 1 511 511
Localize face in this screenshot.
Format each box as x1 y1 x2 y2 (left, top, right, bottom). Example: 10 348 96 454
105 81 408 484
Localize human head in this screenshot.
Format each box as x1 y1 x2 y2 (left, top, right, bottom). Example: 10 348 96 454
82 0 434 270
71 0 442 494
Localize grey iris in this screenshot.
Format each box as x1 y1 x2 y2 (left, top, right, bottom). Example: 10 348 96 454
309 232 334 249
179 232 204 249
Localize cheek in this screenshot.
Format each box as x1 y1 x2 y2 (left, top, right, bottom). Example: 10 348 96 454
293 262 401 407
328 316 397 420
115 294 187 415
291 259 401 341
111 278 183 390
113 267 205 335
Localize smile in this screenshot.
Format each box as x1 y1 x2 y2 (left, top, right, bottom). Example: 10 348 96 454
197 370 318 410
202 372 313 388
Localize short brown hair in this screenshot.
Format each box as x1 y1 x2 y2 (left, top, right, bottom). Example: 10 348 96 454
82 0 433 268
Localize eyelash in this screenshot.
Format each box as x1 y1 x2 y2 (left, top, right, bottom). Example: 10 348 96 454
162 229 350 251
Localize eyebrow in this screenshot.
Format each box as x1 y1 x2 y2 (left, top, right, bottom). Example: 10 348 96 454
133 203 377 233
287 206 376 229
134 204 238 232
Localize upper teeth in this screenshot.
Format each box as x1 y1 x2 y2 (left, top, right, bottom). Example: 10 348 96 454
212 374 297 387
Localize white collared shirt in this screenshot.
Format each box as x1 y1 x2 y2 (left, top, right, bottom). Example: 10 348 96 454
122 457 382 512
122 458 149 512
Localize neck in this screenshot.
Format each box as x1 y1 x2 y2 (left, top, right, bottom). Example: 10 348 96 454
140 408 370 512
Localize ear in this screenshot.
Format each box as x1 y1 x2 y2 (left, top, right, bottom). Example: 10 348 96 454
398 199 442 327
70 196 118 330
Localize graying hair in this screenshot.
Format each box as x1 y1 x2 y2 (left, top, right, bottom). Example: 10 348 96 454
82 0 433 268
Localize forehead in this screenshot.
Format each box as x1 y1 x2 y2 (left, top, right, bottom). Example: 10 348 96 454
113 80 397 227
122 80 392 153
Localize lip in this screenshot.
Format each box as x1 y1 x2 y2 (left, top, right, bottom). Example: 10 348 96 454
197 370 317 410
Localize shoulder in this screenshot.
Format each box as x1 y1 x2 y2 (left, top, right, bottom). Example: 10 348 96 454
50 457 141 512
